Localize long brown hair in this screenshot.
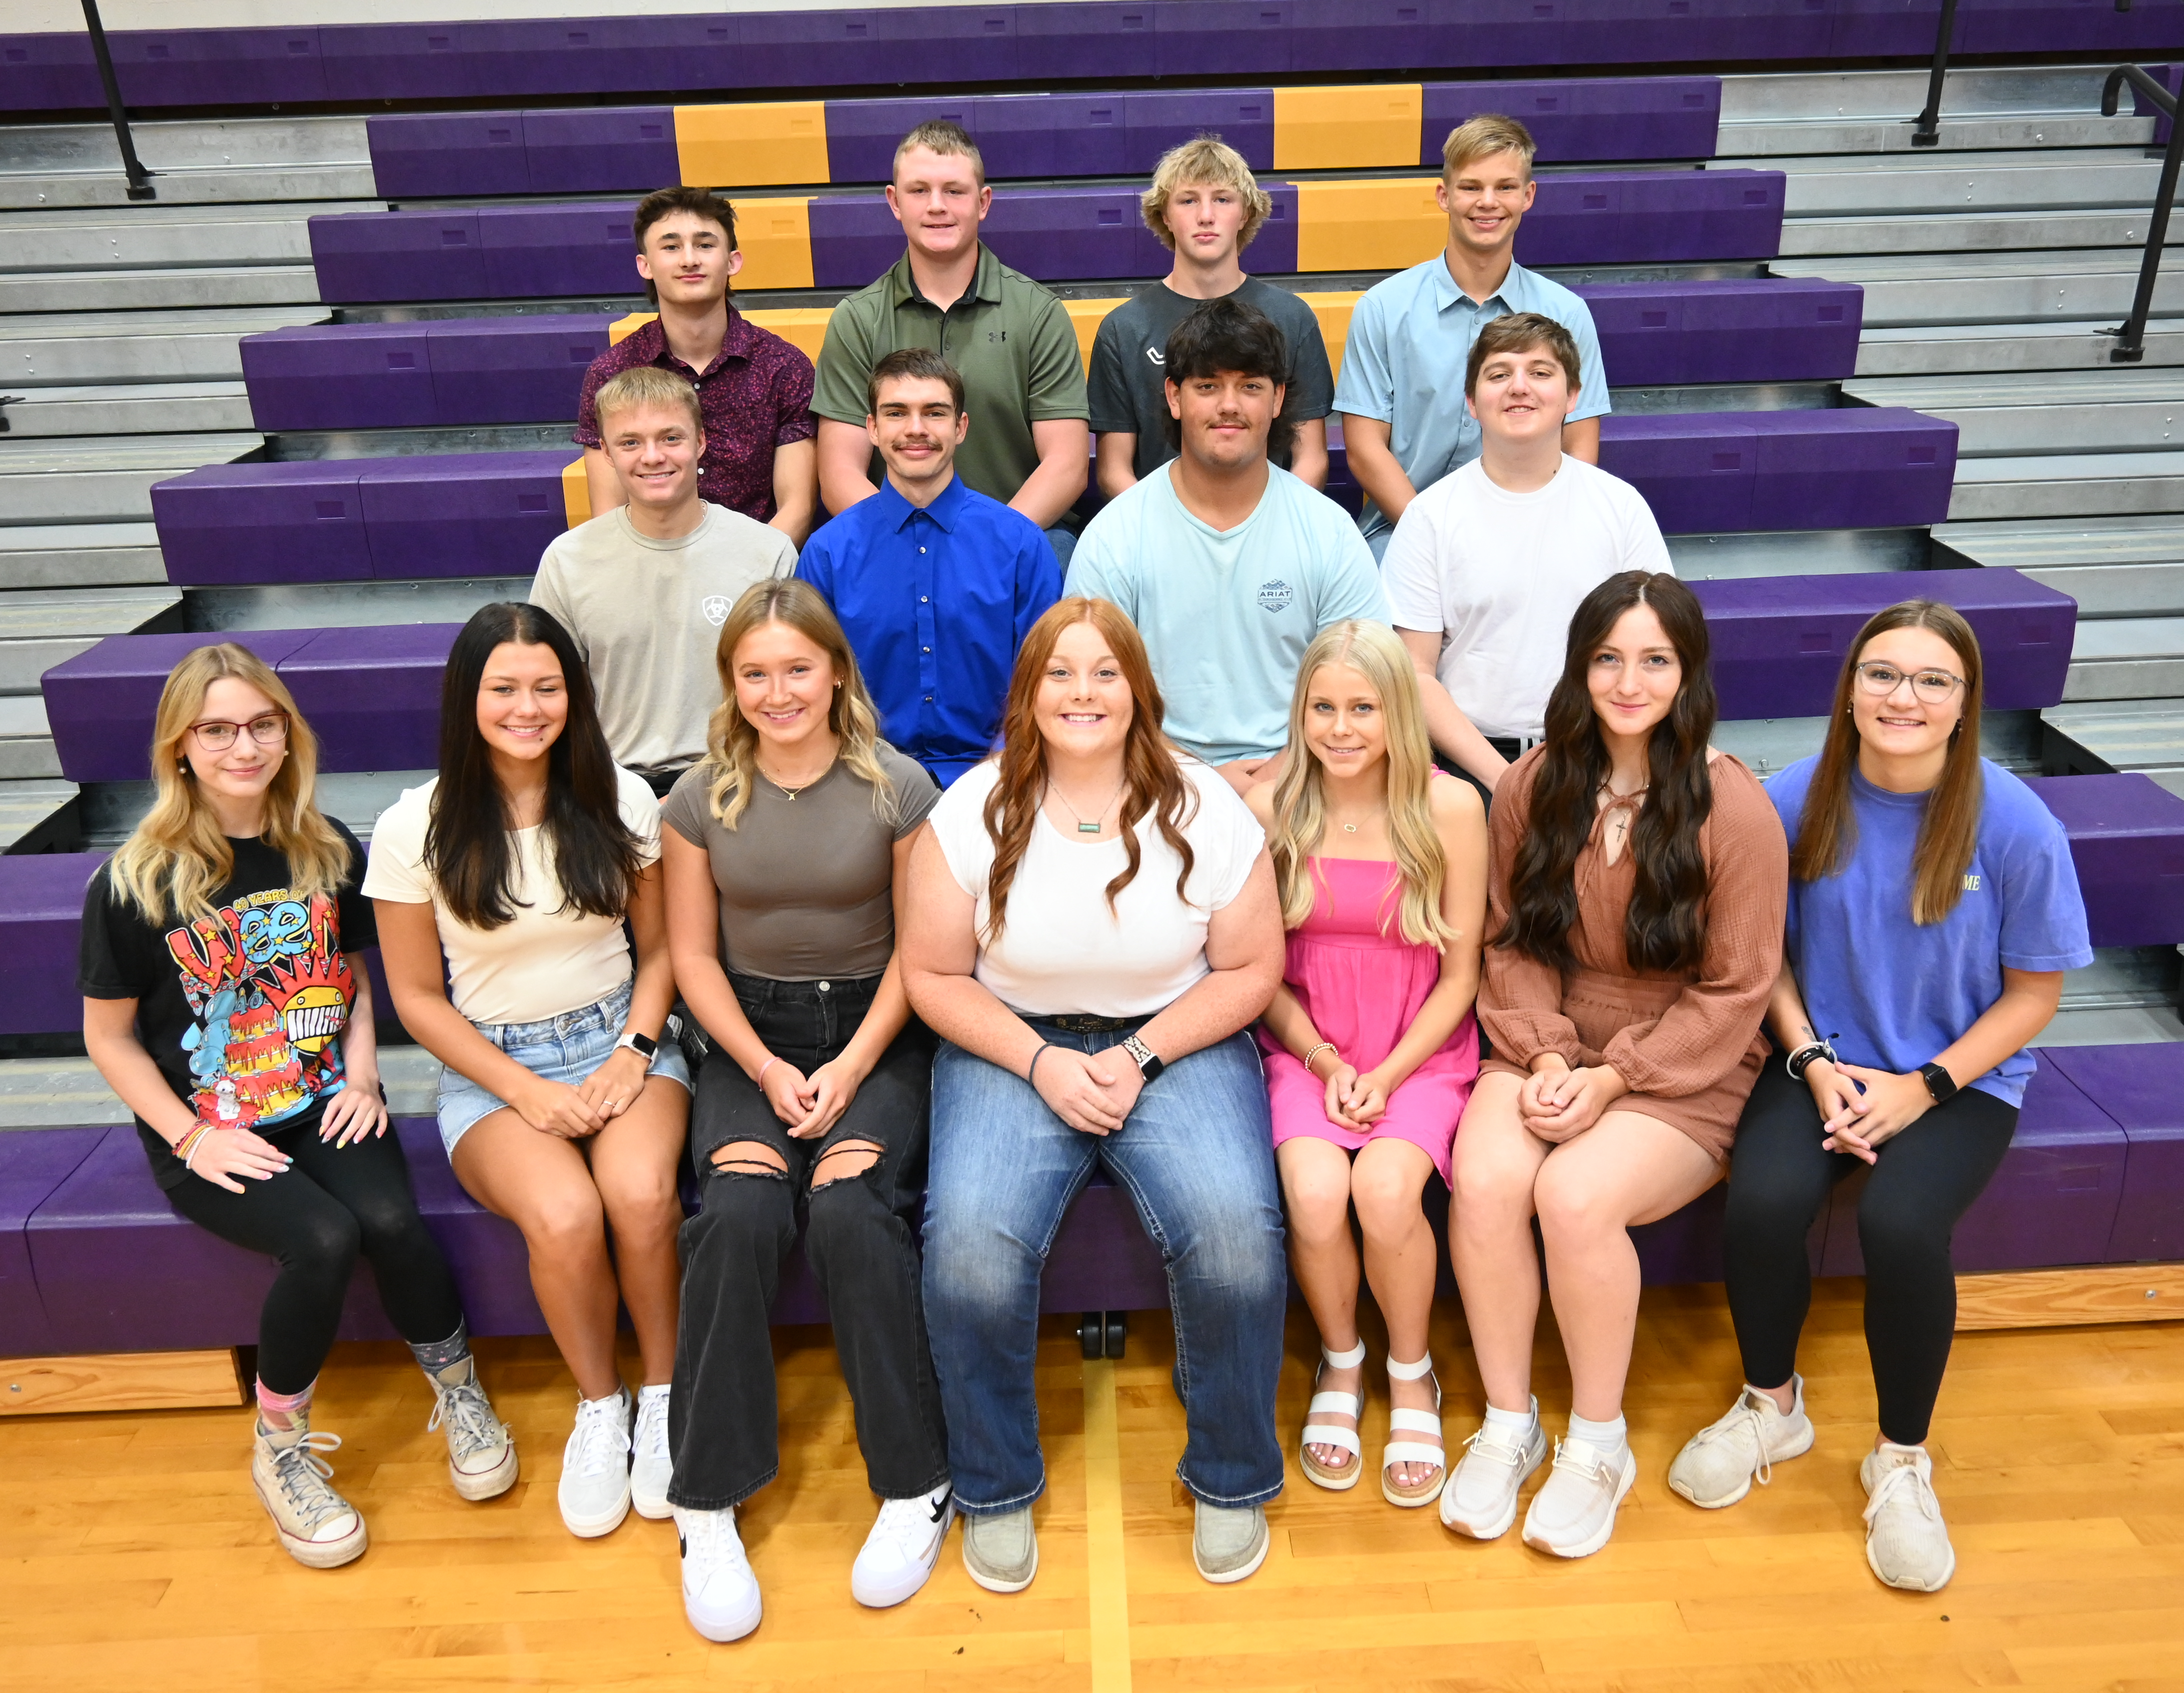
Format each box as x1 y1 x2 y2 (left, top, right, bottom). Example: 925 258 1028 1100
1788 600 1985 925
109 644 352 925
1500 571 1719 975
980 597 1199 945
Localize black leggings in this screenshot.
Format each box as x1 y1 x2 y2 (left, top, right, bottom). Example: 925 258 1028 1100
1722 1061 2017 1445
166 1121 465 1394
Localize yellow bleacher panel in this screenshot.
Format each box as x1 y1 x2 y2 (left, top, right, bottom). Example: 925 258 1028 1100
674 101 831 188
607 311 655 346
1273 85 1423 171
1295 291 1362 382
1295 178 1447 275
741 307 836 364
561 457 591 527
727 196 816 290
1063 297 1127 375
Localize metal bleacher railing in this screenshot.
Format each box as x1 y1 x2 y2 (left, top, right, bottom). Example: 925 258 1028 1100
76 0 154 201
2101 62 2184 362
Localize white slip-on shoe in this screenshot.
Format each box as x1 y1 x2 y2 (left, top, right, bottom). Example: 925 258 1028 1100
851 1482 955 1608
629 1384 674 1520
1440 1400 1547 1540
558 1385 633 1538
1192 1499 1270 1584
675 1504 763 1641
1668 1377 1814 1509
961 1505 1038 1593
1381 1352 1446 1508
1521 1435 1639 1559
426 1364 518 1502
1860 1444 1956 1592
1300 1339 1367 1491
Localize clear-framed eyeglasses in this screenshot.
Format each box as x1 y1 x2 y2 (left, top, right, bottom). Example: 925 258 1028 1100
190 711 290 751
1852 661 1965 706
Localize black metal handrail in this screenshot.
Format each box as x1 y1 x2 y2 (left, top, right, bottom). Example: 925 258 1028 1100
81 0 155 201
1909 0 1961 147
2101 64 2183 362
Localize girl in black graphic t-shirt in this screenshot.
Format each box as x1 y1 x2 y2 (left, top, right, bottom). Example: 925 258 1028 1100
78 644 515 1569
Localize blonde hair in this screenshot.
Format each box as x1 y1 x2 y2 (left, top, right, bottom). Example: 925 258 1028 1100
893 119 985 188
1141 135 1273 251
107 643 352 926
594 364 703 436
703 579 894 828
1266 622 1456 950
1441 113 1536 181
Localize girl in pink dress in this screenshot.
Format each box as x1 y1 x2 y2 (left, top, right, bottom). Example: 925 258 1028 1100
1247 621 1488 1509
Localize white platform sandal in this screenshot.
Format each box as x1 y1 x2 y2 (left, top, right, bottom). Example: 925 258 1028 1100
1300 1339 1367 1490
1382 1352 1447 1508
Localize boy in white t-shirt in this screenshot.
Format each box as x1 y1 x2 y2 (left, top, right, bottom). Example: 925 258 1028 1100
1383 312 1671 794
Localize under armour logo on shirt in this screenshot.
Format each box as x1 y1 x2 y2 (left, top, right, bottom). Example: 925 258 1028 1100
1146 348 1166 366
701 595 732 625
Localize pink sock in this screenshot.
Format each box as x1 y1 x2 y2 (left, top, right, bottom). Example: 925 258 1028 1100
256 1377 314 1434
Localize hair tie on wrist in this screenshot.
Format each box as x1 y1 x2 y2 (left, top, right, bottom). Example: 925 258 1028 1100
1027 1043 1057 1090
756 1057 778 1088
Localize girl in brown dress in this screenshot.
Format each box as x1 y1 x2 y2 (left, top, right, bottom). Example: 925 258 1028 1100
1440 571 1786 1560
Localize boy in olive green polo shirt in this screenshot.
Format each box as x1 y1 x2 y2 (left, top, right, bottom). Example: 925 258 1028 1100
813 120 1090 559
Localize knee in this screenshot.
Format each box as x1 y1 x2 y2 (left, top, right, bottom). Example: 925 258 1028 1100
1857 1184 1942 1271
1450 1146 1531 1229
804 1144 888 1253
287 1209 361 1281
1350 1159 1429 1241
1280 1166 1353 1246
1180 1198 1286 1302
597 1164 681 1241
1532 1163 1617 1246
523 1185 606 1261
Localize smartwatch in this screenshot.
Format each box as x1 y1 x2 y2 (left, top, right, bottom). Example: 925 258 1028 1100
615 1030 659 1061
1919 1061 1958 1105
1121 1033 1165 1084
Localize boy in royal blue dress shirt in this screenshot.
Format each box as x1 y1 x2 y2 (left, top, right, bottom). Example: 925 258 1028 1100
797 348 1062 787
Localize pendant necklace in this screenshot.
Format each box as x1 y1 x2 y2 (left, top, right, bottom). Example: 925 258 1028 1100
761 753 833 800
1049 777 1126 835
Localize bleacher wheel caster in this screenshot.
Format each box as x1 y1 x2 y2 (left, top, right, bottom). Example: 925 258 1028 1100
1078 1311 1128 1360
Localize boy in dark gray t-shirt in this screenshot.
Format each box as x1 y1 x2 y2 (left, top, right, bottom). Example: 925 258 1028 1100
1088 138 1335 498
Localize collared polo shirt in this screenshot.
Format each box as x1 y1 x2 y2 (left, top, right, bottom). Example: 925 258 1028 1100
573 310 815 524
811 245 1088 511
1332 255 1610 538
796 472 1062 786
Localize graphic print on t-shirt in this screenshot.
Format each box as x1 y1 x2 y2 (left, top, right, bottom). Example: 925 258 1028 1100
165 887 352 1131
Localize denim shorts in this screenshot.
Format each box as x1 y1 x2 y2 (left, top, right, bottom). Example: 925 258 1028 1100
435 977 691 1157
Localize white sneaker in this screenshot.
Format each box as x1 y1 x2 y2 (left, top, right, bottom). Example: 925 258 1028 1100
558 1385 632 1538
1860 1444 1956 1591
1668 1379 1814 1509
675 1504 763 1641
851 1482 955 1608
426 1365 518 1501
1521 1435 1638 1559
1441 1402 1547 1540
629 1384 673 1520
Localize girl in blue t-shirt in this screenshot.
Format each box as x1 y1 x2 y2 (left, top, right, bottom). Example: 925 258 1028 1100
1666 600 2091 1594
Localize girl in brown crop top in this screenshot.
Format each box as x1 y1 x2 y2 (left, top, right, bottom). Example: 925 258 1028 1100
1440 572 1786 1562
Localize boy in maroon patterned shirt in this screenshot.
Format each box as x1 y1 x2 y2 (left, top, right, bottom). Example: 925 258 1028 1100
573 186 819 544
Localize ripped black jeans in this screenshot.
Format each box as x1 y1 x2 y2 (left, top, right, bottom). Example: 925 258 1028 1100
666 971 949 1510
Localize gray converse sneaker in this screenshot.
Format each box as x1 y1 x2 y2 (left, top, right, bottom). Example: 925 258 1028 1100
1520 1435 1638 1559
961 1505 1038 1593
252 1421 368 1569
558 1385 633 1538
1441 1401 1547 1540
426 1363 518 1501
1668 1379 1813 1509
1859 1444 1956 1591
1192 1499 1270 1584
629 1384 673 1520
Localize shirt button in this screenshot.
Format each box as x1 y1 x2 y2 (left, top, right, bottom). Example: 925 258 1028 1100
925 695 934 702
818 981 831 993
920 595 929 603
922 646 931 653
919 546 926 554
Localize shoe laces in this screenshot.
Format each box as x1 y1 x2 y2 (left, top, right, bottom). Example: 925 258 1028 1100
567 1393 631 1481
1863 1458 1940 1530
428 1376 507 1464
633 1389 671 1469
867 1490 948 1560
269 1431 352 1532
681 1506 751 1583
1460 1424 1531 1470
1693 1394 1777 1488
1548 1435 1615 1487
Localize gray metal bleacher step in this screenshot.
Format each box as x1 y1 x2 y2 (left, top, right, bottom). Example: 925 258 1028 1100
2063 616 2184 702
0 778 78 855
1854 320 2184 376
0 265 322 314
0 693 58 781
74 768 429 852
0 116 375 212
0 522 165 589
2042 698 2184 794
0 433 263 526
1716 148 2164 215
0 1042 440 1132
191 576 533 633
1948 452 2184 522
0 202 367 274
1770 251 2184 330
1930 515 2184 595
1842 371 2184 456
0 307 328 386
1715 66 2157 156
2035 947 2184 1046
1783 210 2182 259
1 382 254 437
0 586 181 692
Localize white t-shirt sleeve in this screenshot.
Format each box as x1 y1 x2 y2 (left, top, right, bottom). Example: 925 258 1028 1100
928 763 998 900
527 542 585 659
359 783 435 904
1187 765 1268 912
1379 491 1446 633
615 766 664 868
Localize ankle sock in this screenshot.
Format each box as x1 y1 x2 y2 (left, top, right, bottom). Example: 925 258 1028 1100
410 1320 474 1388
256 1377 315 1443
1482 1398 1537 1437
1568 1410 1628 1454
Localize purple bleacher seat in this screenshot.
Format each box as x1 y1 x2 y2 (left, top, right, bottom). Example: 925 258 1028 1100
1827 0 1939 58
982 187 1174 283
1578 279 1862 385
309 209 487 306
1128 88 1277 172
478 203 643 301
808 193 916 291
825 96 985 184
1691 567 2073 720
151 460 371 588
240 323 438 433
1960 0 2178 55
1599 412 1757 534
0 35 101 111
737 8 1021 91
1037 1172 1173 1312
1511 169 1782 266
0 1127 107 1358
1013 3 1161 82
44 629 315 785
1153 0 1297 75
975 92 1136 182
365 113 531 199
1425 78 1722 165
522 107 680 194
426 316 614 426
2043 1045 2184 1264
1291 1 1470 74
2021 775 2184 951
0 854 102 1039
357 451 569 580
320 22 493 102
109 26 328 108
278 624 458 775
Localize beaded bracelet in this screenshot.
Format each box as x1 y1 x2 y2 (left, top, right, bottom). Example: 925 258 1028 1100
1301 1041 1338 1076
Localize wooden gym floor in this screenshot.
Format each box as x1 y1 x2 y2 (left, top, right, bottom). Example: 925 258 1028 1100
3 1280 2182 1692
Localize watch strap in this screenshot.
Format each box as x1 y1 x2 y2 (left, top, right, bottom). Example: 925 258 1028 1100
616 1030 658 1060
1919 1061 1958 1104
1123 1034 1165 1083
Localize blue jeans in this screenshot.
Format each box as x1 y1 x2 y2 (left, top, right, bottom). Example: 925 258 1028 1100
922 1021 1288 1513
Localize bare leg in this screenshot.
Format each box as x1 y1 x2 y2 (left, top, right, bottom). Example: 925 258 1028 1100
582 1076 691 1387
1276 1136 1363 1477
1351 1137 1441 1489
1533 1111 1720 1424
452 1110 621 1400
1448 1073 1551 1415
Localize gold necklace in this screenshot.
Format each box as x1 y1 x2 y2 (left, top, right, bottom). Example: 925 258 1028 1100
1047 776 1125 835
760 752 834 800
